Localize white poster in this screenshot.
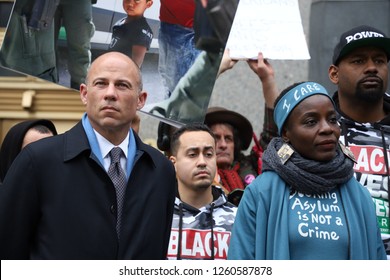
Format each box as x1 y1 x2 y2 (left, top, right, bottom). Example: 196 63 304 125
226 0 310 60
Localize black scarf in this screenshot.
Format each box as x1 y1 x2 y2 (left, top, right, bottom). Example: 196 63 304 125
262 137 354 195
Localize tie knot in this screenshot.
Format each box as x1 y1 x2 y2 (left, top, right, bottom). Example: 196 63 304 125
110 147 122 164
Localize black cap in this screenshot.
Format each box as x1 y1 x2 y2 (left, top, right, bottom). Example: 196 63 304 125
332 25 390 65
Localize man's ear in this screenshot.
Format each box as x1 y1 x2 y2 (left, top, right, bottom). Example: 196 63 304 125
328 65 339 85
169 156 176 165
80 84 88 105
146 0 153 8
136 91 147 110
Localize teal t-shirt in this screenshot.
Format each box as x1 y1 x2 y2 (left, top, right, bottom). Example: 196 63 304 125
288 189 349 259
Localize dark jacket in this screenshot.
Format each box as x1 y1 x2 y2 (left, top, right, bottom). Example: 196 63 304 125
332 91 390 257
0 121 176 259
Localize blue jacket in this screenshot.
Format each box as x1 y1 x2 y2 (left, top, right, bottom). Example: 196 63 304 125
0 121 176 259
228 171 386 260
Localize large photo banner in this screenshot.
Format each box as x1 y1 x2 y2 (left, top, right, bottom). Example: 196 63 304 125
0 0 309 127
0 0 165 103
0 0 238 127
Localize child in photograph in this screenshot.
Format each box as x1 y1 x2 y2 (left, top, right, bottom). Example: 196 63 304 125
108 0 153 67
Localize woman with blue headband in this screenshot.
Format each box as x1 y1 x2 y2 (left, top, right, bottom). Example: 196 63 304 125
228 81 386 260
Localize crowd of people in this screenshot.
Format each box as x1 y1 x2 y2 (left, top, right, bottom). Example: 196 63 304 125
0 5 389 260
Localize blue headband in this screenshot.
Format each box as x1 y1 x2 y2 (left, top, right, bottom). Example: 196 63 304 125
274 82 334 135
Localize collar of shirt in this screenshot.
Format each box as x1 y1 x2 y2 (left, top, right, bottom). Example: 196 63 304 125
94 129 129 173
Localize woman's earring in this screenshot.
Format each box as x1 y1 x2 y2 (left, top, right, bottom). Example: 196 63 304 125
277 142 294 164
339 142 357 163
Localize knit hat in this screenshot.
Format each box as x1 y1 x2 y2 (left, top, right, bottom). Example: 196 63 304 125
204 107 253 150
332 25 390 65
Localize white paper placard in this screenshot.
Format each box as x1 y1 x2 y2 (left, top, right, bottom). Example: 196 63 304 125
226 0 311 60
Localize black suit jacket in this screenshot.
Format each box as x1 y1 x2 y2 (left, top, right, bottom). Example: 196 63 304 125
0 121 176 259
